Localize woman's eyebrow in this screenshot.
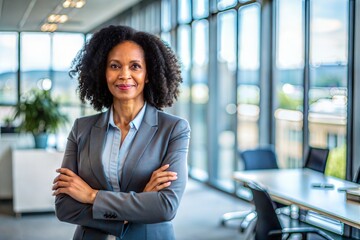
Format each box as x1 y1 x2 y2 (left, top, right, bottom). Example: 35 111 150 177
108 59 143 63
129 60 143 63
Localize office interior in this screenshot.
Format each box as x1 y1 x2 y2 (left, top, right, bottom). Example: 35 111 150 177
0 0 360 239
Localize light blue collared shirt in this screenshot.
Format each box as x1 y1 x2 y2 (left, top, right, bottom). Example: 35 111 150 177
101 103 147 192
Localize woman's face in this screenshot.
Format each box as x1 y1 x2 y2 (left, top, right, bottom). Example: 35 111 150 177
106 41 147 105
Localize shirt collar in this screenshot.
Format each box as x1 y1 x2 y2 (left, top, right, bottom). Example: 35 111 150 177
108 102 147 131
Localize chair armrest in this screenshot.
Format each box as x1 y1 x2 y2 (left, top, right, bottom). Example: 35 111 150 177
239 211 257 232
269 227 334 240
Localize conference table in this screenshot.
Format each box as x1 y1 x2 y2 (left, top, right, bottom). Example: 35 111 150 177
233 168 360 232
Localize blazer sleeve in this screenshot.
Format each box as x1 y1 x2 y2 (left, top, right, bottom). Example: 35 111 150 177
92 118 190 223
54 119 125 236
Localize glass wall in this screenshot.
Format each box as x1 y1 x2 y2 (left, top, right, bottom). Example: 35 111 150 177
20 33 51 94
1 32 85 148
308 0 348 179
0 32 18 105
193 0 209 19
216 10 237 189
190 19 209 180
160 0 172 45
176 25 191 121
274 0 304 168
237 3 261 151
51 33 85 149
274 0 349 179
52 33 84 105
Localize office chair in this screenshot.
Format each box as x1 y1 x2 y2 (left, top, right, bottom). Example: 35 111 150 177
304 147 330 173
220 146 278 227
353 166 360 183
246 181 334 240
241 146 279 170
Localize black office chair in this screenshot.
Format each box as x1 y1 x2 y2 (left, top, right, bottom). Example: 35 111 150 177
246 181 334 240
304 147 330 173
241 146 279 170
220 146 278 227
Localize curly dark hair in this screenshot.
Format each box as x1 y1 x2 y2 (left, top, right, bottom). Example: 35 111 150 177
69 25 182 111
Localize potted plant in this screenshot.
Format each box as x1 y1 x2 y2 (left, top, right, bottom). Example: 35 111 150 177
14 89 69 149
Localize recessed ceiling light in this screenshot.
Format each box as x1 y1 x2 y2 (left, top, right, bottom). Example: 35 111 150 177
41 23 58 32
63 0 86 9
48 14 68 23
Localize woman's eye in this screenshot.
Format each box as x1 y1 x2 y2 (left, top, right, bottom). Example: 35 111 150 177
110 63 119 69
132 64 141 70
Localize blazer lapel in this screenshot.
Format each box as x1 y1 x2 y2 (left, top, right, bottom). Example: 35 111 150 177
120 104 158 191
89 110 112 190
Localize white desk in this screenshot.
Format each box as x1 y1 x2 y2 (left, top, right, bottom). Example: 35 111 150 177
12 149 64 215
233 169 360 229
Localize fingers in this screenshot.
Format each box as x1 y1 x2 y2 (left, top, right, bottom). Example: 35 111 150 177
52 180 70 190
53 173 72 184
148 172 177 186
153 175 178 185
52 168 77 195
152 171 177 179
151 164 177 181
154 181 172 191
144 172 178 192
56 168 76 177
152 164 170 175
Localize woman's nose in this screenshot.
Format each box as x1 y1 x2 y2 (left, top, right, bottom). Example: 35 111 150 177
118 68 130 79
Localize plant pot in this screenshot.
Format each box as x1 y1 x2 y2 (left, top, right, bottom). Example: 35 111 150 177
33 133 49 149
1 126 16 134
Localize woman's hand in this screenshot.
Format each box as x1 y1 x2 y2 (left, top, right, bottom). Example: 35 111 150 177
143 164 178 192
52 168 98 204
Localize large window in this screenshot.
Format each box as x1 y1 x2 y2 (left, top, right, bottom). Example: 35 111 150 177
20 33 51 94
0 32 18 105
237 4 261 151
178 0 192 24
1 32 85 148
176 25 191 121
274 0 349 179
274 0 304 168
190 19 209 180
216 10 237 190
217 0 237 11
193 0 209 19
52 33 85 148
308 0 348 179
52 33 84 105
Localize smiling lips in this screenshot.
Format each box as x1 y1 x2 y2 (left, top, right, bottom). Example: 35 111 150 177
116 83 135 90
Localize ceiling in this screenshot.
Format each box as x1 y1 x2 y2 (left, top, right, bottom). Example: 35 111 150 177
0 0 141 33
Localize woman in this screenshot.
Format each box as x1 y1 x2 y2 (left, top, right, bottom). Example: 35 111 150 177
52 25 190 240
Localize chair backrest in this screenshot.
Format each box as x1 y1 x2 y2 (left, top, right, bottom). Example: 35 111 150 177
240 146 278 170
304 147 329 173
246 182 282 240
354 166 360 184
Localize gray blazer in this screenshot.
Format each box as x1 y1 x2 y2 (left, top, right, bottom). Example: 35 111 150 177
55 104 190 240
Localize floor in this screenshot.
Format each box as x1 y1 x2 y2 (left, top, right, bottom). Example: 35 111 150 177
0 179 253 240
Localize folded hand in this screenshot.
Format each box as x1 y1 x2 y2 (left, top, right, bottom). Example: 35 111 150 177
143 164 178 192
52 168 98 204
